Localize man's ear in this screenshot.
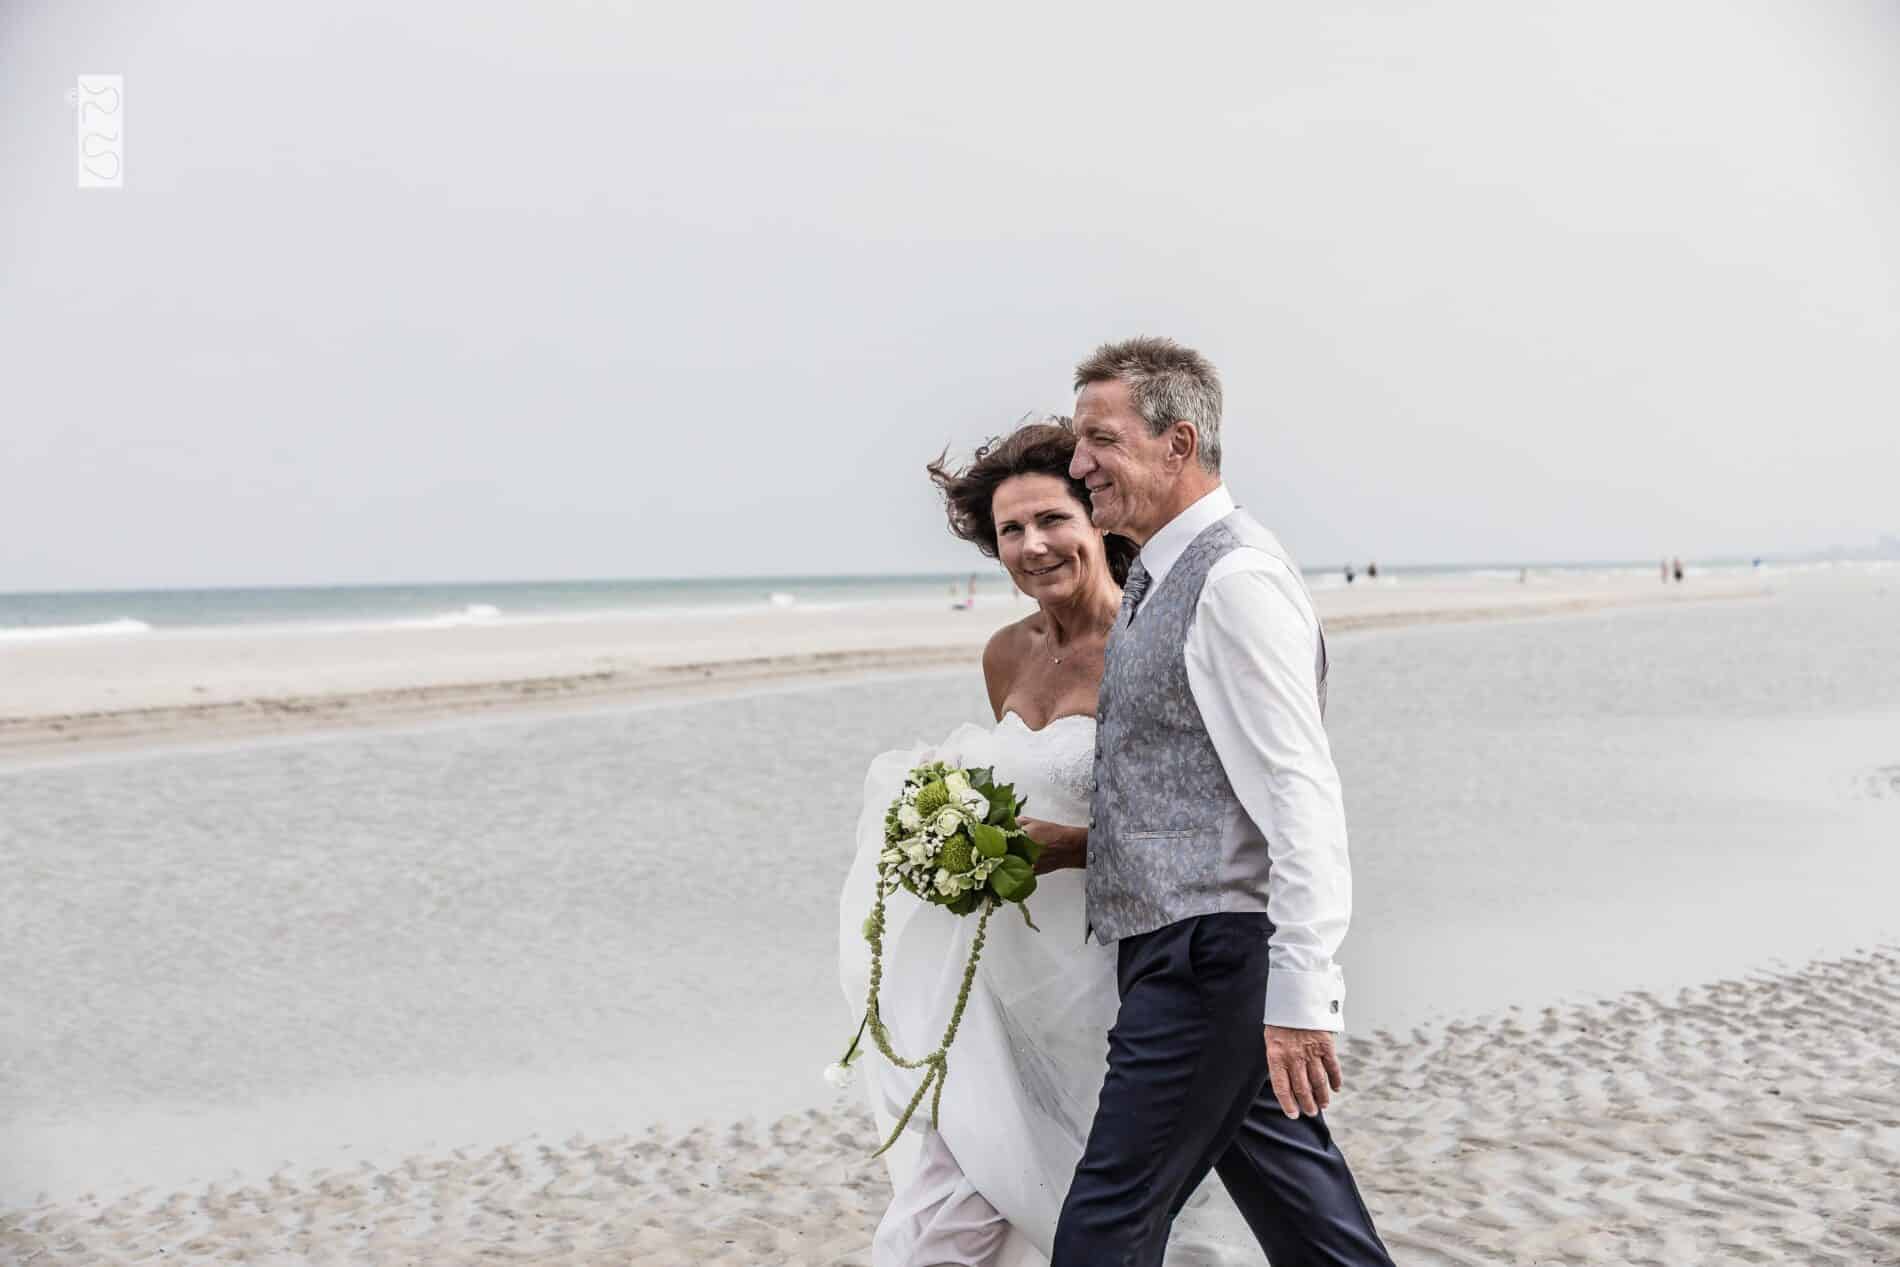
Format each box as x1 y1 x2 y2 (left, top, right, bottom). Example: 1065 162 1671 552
1168 421 1198 470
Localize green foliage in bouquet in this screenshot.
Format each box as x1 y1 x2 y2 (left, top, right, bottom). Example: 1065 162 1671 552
836 760 1045 1156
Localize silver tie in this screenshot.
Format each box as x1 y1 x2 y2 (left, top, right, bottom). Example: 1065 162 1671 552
1121 560 1151 621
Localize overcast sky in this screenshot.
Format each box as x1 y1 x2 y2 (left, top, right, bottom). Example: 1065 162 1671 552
3 0 1896 591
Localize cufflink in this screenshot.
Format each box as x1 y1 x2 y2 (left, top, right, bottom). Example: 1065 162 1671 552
1330 1000 1340 1013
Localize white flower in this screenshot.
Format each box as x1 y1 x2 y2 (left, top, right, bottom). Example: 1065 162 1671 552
933 807 964 836
959 789 990 820
905 840 930 865
898 805 922 831
944 770 971 796
880 848 902 866
935 869 958 895
823 1061 856 1088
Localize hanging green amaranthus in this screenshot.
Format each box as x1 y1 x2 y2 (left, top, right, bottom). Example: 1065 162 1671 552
831 761 1043 1157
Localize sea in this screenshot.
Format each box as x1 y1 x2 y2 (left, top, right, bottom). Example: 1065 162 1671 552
0 559 1816 643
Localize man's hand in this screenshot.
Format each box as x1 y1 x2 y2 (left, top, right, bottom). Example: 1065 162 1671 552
1264 1025 1343 1118
1017 817 1086 874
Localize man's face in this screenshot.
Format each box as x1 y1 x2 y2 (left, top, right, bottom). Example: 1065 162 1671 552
1069 379 1177 543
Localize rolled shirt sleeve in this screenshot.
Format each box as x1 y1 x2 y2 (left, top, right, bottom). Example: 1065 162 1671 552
1184 551 1351 1032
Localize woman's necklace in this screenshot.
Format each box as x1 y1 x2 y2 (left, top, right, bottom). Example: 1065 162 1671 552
1046 613 1116 665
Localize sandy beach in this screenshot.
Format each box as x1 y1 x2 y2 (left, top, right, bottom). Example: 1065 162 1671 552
7 948 1897 1265
0 572 1766 759
4 567 1897 1265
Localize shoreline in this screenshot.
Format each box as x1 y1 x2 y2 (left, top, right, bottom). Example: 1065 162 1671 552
0 581 1768 760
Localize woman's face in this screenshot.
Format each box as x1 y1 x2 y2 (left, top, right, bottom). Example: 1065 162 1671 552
992 473 1103 604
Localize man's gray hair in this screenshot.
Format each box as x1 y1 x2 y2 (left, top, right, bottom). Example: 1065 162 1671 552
1073 336 1223 473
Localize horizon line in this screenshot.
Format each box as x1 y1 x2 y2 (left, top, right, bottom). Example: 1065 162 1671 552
3 551 1887 600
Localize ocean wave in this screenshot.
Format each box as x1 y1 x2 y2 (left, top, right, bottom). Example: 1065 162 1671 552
182 604 518 638
0 618 154 643
0 590 1020 643
392 603 505 629
199 596 840 637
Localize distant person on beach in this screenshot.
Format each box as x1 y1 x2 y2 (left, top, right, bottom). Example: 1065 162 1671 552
1345 563 1357 584
1673 557 1685 583
1367 561 1378 579
1661 559 1670 584
841 339 1392 1266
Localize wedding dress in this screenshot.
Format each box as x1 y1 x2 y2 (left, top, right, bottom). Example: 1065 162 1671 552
837 713 1237 1266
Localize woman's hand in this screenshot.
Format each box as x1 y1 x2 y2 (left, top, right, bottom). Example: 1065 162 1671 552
1018 816 1087 874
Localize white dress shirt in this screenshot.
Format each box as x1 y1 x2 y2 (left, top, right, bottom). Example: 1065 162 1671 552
1136 485 1351 1033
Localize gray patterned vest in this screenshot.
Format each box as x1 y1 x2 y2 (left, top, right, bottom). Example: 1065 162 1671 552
1086 508 1328 943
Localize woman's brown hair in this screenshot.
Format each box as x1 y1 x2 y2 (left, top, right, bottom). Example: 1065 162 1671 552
926 417 1136 587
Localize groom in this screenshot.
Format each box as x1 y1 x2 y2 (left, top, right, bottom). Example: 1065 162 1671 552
1040 337 1394 1265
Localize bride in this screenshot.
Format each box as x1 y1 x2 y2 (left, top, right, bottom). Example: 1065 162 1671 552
837 419 1234 1266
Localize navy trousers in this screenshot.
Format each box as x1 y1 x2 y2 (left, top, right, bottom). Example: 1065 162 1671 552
1051 914 1394 1267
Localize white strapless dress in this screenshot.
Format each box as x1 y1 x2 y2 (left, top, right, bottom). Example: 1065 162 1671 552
838 713 1240 1266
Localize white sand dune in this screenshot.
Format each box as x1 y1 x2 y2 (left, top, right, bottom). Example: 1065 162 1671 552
6 947 1896 1265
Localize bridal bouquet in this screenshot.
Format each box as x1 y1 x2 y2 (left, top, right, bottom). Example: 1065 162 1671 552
832 759 1043 1156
